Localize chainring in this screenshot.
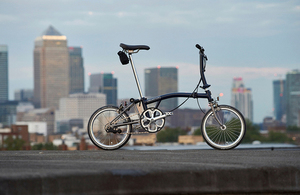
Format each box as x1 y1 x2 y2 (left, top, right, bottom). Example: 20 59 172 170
140 108 165 133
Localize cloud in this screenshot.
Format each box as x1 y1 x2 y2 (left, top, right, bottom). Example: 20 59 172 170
175 62 289 80
256 3 280 9
63 19 94 26
208 66 289 80
0 14 18 23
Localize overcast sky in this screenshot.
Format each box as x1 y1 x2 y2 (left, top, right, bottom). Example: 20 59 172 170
1 0 299 123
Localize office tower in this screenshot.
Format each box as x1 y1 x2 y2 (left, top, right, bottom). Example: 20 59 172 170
69 47 84 94
14 89 34 102
0 45 8 102
273 80 286 122
89 73 103 93
285 70 300 126
145 66 178 111
33 26 69 109
231 77 253 121
89 73 117 106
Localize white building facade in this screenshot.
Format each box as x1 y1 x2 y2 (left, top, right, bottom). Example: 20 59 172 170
16 122 47 136
55 93 106 133
231 77 253 121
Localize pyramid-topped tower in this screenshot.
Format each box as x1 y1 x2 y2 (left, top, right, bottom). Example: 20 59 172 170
33 26 69 110
41 25 63 36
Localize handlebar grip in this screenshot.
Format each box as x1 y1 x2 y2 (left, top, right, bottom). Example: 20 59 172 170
195 44 205 53
195 44 202 50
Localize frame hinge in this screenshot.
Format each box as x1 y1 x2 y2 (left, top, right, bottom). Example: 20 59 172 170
192 92 198 98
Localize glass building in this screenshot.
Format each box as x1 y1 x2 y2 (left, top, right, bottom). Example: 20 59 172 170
0 101 18 127
285 70 300 126
89 73 117 106
0 45 8 102
33 26 69 109
144 67 178 111
69 47 84 94
273 79 286 122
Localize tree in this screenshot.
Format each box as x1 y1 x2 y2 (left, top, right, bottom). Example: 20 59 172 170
157 127 187 142
31 143 43 150
266 131 293 143
32 143 58 150
287 125 300 133
4 136 26 150
193 128 202 136
241 119 265 143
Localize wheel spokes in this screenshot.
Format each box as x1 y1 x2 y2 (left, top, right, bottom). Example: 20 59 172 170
204 106 244 149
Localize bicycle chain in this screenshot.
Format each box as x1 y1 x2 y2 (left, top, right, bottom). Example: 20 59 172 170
111 112 150 135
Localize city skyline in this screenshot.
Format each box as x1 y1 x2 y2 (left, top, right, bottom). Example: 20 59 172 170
1 1 299 123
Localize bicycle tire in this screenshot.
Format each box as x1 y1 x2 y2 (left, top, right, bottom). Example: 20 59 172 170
87 106 132 150
201 105 246 150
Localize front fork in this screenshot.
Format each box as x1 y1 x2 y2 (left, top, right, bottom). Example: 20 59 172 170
209 99 226 129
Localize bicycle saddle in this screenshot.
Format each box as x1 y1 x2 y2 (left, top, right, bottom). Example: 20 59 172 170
120 43 150 51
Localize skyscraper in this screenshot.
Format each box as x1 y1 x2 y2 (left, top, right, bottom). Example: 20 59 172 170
89 73 117 106
273 79 286 122
285 70 300 126
33 26 69 109
231 77 253 121
69 47 84 94
145 66 178 111
0 45 8 102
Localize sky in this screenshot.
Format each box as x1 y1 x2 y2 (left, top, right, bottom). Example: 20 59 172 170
0 0 299 123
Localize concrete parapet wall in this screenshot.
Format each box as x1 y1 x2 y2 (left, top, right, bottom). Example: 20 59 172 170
0 149 299 194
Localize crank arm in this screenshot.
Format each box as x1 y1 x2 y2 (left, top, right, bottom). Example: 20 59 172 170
148 112 173 122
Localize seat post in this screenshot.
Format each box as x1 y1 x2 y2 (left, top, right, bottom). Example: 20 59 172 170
128 54 144 99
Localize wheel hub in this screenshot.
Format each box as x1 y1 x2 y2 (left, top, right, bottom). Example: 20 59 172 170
220 125 226 130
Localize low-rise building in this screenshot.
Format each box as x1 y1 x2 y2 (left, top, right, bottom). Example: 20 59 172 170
17 108 55 135
178 135 203 145
55 93 106 133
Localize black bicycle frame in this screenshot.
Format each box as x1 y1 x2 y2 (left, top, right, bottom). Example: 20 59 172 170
127 45 213 112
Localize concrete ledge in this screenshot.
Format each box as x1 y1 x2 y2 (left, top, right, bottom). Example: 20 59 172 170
0 150 299 194
1 167 299 194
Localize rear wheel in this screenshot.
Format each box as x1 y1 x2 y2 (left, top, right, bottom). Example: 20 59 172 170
87 106 131 150
201 105 246 150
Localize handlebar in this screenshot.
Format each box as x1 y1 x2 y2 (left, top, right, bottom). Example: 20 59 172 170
196 44 210 89
196 44 208 60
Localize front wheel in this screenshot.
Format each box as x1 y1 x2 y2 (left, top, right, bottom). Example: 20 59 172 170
87 106 132 150
201 105 246 150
